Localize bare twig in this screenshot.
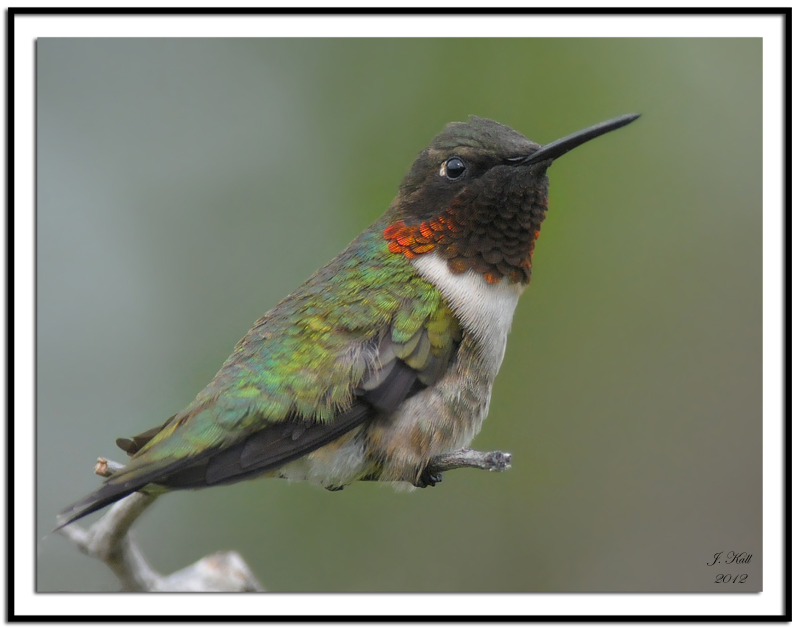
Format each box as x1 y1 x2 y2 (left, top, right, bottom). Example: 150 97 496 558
57 458 265 592
426 448 512 474
58 448 511 592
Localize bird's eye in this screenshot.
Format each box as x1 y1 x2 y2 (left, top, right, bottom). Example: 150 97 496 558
440 157 467 180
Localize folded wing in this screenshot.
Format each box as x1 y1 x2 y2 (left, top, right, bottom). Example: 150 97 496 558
57 253 461 527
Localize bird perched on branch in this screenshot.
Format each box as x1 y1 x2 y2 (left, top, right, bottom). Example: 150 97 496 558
58 113 639 528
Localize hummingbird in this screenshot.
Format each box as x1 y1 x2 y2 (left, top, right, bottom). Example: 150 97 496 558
58 113 639 527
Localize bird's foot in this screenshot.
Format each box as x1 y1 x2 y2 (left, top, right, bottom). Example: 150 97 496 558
414 470 443 488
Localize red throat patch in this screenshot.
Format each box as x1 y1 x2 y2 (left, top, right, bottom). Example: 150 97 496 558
384 208 540 286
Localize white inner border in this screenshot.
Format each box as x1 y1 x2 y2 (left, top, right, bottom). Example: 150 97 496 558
11 10 785 619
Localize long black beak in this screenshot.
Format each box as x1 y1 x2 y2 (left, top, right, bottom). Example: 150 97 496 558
522 113 640 166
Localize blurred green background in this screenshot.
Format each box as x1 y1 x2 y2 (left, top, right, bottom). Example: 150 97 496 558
36 38 762 592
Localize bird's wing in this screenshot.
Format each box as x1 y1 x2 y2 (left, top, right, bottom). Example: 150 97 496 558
57 244 461 527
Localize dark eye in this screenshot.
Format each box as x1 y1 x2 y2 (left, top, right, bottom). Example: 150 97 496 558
440 157 467 180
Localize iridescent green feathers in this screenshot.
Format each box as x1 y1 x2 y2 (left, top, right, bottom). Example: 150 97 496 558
57 221 461 526
142 221 458 435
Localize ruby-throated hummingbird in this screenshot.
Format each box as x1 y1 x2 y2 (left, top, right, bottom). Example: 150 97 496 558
58 113 639 527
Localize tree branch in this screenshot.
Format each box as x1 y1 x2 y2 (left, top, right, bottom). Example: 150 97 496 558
58 448 511 592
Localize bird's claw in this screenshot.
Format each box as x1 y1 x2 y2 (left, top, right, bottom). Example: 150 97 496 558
415 470 442 488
